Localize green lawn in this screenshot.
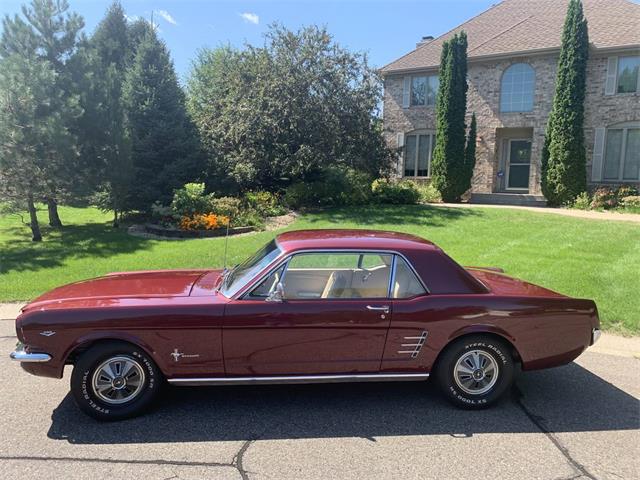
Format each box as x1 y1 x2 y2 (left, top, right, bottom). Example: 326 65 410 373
1 204 638 334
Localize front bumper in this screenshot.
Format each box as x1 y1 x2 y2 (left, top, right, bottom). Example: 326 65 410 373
9 343 51 363
591 328 601 346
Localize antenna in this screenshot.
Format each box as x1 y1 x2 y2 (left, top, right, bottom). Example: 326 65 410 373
222 218 230 270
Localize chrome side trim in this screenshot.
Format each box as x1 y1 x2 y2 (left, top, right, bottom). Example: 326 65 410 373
168 372 430 386
397 331 428 358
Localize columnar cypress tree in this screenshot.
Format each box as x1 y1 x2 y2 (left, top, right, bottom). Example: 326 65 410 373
463 112 477 194
431 32 468 202
541 0 589 206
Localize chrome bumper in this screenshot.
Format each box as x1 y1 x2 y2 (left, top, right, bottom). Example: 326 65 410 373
9 343 51 363
591 328 601 346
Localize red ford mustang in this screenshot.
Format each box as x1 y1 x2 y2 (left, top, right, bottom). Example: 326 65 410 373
10 229 600 420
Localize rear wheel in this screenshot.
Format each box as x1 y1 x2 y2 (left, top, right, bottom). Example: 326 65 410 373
71 341 162 421
435 335 514 408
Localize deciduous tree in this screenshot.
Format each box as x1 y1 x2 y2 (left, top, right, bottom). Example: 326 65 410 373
187 25 393 193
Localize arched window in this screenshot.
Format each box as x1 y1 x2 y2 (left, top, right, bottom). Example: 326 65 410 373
500 63 535 112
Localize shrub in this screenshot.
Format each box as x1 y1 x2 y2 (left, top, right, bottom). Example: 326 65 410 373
179 213 230 231
414 182 442 203
371 179 420 205
244 191 287 216
616 185 638 200
571 191 591 210
283 167 373 208
170 183 215 217
210 196 242 219
590 187 617 209
151 201 177 226
621 195 640 213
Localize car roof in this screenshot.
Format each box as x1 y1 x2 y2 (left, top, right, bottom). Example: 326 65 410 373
274 229 440 253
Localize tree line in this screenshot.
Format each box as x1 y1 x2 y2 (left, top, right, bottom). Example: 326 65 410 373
0 0 393 241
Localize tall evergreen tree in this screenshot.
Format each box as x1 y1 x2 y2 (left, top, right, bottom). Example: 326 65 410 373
87 1 132 226
0 54 59 240
431 32 469 202
541 0 589 206
0 0 85 228
122 21 202 211
463 112 477 194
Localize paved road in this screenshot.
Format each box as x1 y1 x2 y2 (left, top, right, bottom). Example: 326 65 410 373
0 316 638 480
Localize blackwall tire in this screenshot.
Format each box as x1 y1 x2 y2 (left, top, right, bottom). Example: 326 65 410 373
435 335 514 409
70 341 162 421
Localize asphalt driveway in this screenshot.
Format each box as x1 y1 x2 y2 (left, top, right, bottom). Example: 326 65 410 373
0 314 638 480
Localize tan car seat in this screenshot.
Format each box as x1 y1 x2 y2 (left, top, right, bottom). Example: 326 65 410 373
321 271 351 298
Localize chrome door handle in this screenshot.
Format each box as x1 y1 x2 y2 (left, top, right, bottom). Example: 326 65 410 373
366 305 390 313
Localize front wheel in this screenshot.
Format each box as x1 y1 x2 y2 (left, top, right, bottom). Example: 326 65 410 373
435 335 515 409
71 341 162 421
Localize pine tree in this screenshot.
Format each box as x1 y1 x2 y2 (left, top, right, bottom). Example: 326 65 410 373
431 32 469 202
541 0 589 206
122 21 202 212
463 112 477 194
0 0 85 229
0 54 59 241
88 1 133 226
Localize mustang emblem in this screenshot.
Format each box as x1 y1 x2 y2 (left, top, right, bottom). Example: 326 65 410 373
171 349 200 362
39 331 56 337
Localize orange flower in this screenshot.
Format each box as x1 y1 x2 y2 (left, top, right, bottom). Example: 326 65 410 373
179 213 230 231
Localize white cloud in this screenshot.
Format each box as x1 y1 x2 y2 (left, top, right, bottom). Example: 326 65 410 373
157 10 177 25
239 12 259 25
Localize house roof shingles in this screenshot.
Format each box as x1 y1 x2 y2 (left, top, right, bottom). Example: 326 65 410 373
381 0 640 74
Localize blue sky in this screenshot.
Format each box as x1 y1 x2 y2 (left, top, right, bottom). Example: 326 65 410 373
0 0 496 82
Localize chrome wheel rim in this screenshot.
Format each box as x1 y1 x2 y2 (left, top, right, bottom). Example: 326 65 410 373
91 356 146 405
453 350 499 395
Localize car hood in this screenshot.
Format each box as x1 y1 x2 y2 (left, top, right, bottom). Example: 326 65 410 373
465 267 566 298
24 269 219 310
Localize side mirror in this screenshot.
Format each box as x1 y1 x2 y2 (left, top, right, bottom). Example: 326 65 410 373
266 282 285 302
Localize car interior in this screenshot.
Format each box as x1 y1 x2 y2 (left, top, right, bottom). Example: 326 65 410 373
250 252 426 300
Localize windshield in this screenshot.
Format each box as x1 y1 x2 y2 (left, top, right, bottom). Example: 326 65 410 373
219 239 282 297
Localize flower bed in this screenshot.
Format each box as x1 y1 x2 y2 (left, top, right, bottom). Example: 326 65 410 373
143 223 255 238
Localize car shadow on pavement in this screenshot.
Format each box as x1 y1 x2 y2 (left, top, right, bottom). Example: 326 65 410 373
47 361 639 444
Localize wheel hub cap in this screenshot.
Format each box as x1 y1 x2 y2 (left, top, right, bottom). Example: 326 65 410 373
453 350 499 395
91 356 146 405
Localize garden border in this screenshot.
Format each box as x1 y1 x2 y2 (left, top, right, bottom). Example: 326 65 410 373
143 223 255 238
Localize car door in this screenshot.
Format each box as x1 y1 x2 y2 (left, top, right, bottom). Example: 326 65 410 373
223 251 393 376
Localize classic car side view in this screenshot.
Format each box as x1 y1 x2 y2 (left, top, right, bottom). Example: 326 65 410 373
10 229 601 420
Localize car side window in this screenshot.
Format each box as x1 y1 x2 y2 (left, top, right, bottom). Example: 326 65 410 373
282 252 392 299
392 256 427 299
249 264 285 298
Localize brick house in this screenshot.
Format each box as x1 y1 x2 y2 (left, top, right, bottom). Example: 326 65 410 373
380 0 639 205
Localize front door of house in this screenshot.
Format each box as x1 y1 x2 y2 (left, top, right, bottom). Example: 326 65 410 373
506 139 532 191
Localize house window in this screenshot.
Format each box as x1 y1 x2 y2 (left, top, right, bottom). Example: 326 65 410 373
617 56 640 94
500 63 535 112
411 75 439 106
404 132 435 177
603 125 640 181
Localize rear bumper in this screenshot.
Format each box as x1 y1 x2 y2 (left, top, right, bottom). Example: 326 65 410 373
9 343 52 363
591 328 601 346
